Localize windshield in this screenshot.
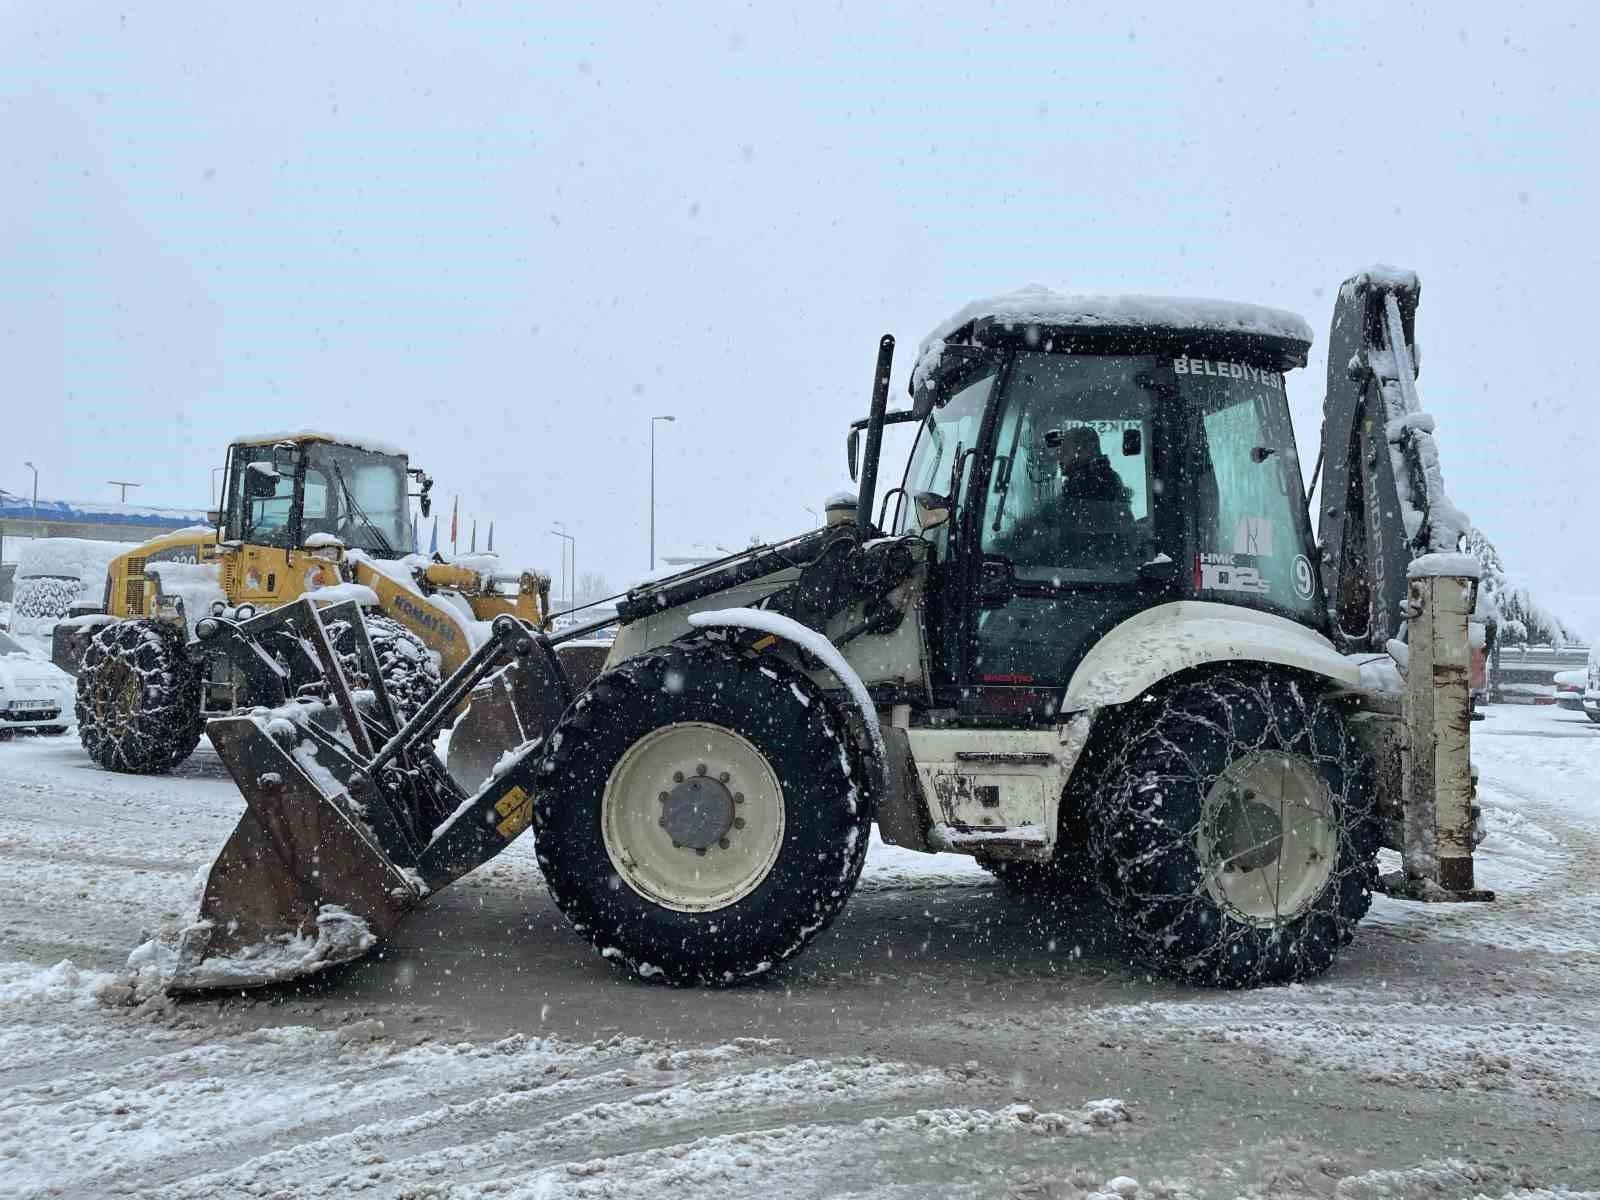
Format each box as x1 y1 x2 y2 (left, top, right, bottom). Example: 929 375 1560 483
303 443 411 555
1180 356 1321 622
895 363 998 556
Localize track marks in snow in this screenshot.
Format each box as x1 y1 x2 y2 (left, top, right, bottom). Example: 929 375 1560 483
0 959 1131 1199
1082 992 1600 1103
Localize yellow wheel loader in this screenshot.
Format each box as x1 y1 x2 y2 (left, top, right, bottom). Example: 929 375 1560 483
52 432 549 775
150 271 1490 995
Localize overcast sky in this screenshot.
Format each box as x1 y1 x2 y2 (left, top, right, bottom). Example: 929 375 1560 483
5 2 1596 628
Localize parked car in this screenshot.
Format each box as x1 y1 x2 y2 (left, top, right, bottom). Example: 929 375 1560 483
0 629 75 737
1585 647 1600 725
1554 668 1585 710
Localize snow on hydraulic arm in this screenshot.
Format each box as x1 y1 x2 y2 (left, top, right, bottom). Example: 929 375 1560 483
155 270 1488 994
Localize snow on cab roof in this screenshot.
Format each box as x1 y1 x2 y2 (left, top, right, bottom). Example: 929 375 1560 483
235 431 408 457
912 285 1314 391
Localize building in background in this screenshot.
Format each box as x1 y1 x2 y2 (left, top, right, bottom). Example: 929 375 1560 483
0 492 209 601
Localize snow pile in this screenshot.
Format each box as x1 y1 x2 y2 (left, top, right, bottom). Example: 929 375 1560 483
146 560 226 638
127 904 377 994
8 537 124 634
913 284 1313 391
0 958 120 1008
13 535 127 583
306 579 381 607
239 429 407 457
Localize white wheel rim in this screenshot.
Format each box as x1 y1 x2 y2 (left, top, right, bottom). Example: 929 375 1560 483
1197 750 1338 927
601 721 785 913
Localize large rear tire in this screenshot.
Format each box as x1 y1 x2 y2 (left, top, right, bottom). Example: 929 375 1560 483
533 639 873 985
76 620 204 774
1090 668 1377 987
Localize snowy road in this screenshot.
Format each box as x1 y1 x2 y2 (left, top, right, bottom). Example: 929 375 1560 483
2 705 1598 1198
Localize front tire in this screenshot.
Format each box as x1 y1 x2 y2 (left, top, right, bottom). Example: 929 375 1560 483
76 620 204 774
1090 668 1377 987
533 638 873 985
327 612 442 728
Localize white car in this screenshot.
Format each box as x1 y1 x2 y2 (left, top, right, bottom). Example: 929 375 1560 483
1585 646 1600 725
0 629 75 737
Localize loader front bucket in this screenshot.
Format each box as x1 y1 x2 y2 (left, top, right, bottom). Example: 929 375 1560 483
167 714 424 992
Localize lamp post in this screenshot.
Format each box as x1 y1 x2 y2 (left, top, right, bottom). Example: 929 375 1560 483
550 524 575 616
108 480 140 503
23 461 38 535
650 414 675 571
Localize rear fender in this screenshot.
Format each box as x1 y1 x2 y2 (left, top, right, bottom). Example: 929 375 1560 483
1062 601 1362 712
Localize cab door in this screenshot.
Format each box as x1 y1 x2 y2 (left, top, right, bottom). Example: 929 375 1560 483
959 351 1174 713
224 444 305 610
892 359 1000 692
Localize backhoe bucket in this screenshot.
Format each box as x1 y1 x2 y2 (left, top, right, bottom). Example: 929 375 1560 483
167 714 424 991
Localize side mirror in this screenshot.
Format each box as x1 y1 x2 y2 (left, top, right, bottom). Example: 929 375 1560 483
271 441 299 474
912 491 951 532
1123 428 1143 456
205 509 220 526
846 428 860 482
244 461 279 499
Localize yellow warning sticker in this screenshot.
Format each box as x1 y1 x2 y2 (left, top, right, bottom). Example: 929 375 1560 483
494 785 532 839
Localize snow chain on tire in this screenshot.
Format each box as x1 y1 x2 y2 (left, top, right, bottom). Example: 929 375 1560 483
75 619 205 774
1090 667 1378 987
532 636 874 985
326 613 442 728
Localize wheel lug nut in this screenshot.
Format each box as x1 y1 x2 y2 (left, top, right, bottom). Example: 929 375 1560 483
695 847 708 857
671 840 681 849
734 792 745 804
719 771 730 783
658 791 669 803
718 837 730 849
673 771 684 783
733 816 746 830
696 763 707 776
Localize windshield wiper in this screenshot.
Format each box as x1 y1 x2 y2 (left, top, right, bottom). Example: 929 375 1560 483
331 463 396 557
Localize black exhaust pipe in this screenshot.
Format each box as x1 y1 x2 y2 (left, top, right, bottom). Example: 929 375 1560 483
854 333 895 532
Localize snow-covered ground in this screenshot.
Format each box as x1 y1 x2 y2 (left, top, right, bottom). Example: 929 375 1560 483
2 705 1598 1197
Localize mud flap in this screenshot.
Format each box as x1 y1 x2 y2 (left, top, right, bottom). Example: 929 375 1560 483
169 715 424 991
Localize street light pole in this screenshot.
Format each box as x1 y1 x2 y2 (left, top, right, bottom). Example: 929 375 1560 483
650 414 676 571
551 524 575 616
108 480 141 503
23 461 38 535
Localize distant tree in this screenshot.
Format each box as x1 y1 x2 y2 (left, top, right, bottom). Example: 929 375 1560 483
576 571 610 605
1461 526 1577 646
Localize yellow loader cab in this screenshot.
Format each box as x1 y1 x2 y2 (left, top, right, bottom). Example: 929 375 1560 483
55 432 550 775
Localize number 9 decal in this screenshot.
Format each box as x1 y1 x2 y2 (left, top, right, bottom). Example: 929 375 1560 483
1292 555 1315 600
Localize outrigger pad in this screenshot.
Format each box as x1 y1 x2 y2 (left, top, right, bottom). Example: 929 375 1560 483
167 715 423 992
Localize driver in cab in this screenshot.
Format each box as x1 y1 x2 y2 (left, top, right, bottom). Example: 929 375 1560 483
997 425 1136 568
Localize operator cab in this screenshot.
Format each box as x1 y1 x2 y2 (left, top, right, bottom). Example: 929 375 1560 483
887 289 1320 715
219 433 430 558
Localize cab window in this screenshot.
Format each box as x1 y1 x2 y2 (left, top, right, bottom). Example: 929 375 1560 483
225 446 296 547
981 352 1157 584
